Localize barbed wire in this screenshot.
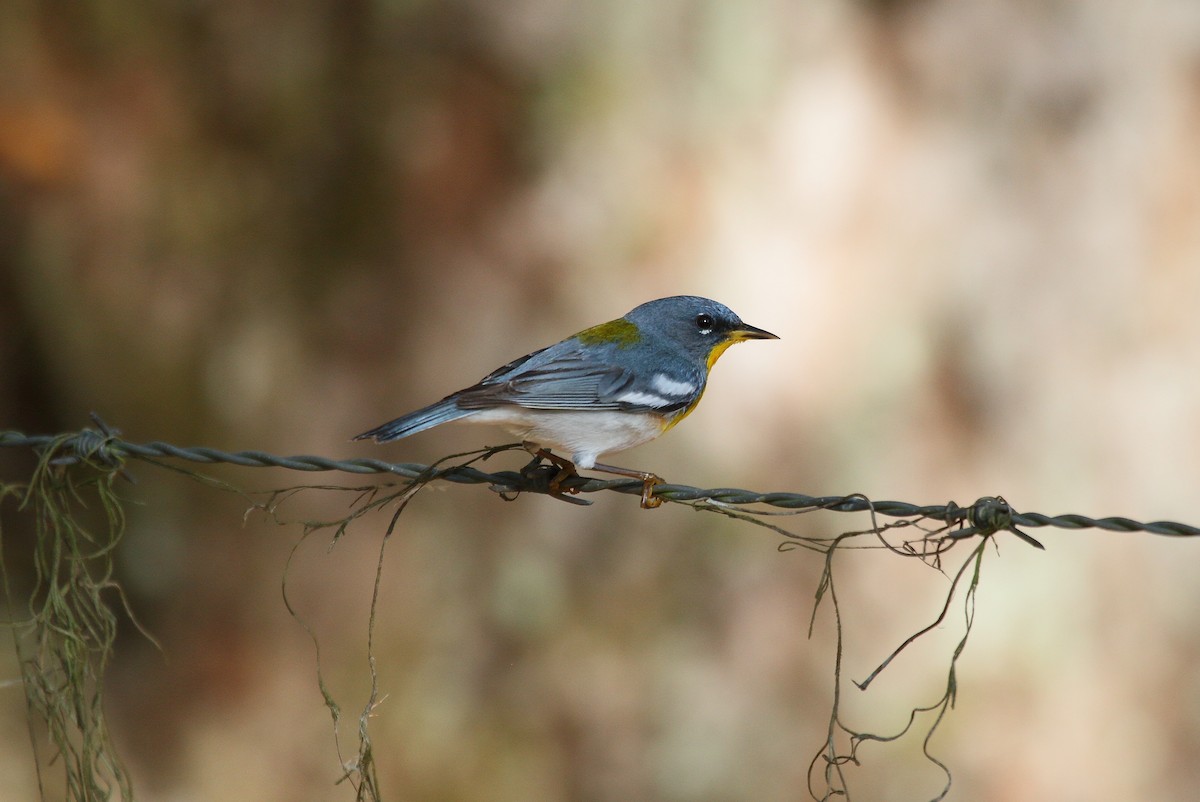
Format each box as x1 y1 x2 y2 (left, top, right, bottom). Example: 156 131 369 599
3 423 1198 542
6 419 1198 802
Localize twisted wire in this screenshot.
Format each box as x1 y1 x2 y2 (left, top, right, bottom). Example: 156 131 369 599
3 427 1198 539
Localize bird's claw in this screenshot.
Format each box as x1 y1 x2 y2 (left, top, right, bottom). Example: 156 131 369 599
639 475 663 509
520 444 593 505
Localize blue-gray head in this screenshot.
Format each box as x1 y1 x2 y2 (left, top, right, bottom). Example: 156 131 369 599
622 295 778 365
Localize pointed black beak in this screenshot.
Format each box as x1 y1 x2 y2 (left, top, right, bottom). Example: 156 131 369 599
731 323 779 341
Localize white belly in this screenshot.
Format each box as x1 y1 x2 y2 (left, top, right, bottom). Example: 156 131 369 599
466 408 666 468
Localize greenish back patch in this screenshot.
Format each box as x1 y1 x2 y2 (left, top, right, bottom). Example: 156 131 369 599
576 319 641 348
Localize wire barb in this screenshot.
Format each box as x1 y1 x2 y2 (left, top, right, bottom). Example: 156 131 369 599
945 496 1045 549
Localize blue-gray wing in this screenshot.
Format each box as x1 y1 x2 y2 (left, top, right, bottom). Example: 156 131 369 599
456 354 632 411
456 350 690 413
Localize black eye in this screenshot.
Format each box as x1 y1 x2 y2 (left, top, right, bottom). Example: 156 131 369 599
696 313 715 332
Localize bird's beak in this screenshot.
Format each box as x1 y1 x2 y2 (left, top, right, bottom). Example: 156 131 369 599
730 323 779 341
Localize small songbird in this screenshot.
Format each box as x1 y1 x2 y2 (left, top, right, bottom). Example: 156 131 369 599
354 295 777 507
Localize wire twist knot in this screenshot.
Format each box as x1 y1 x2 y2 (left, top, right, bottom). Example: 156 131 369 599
947 495 1043 549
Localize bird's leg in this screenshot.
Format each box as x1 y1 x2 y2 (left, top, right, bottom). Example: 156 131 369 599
521 443 662 508
589 462 664 509
522 442 582 496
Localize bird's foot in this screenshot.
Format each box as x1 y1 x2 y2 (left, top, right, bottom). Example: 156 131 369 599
522 442 590 504
590 461 664 509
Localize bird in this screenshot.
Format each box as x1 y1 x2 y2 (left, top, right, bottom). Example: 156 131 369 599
354 295 777 507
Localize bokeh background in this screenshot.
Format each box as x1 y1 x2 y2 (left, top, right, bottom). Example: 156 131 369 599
3 1 1200 800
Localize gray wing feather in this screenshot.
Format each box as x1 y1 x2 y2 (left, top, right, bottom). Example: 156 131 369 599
456 340 696 414
458 357 635 411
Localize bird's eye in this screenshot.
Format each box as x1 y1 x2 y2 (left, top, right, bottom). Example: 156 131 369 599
695 313 715 332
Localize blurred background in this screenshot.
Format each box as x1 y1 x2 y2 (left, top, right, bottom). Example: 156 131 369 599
3 0 1200 799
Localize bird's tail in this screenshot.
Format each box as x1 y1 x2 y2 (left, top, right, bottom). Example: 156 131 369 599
352 398 472 442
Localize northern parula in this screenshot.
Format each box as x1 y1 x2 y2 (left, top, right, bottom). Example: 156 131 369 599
355 295 777 507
